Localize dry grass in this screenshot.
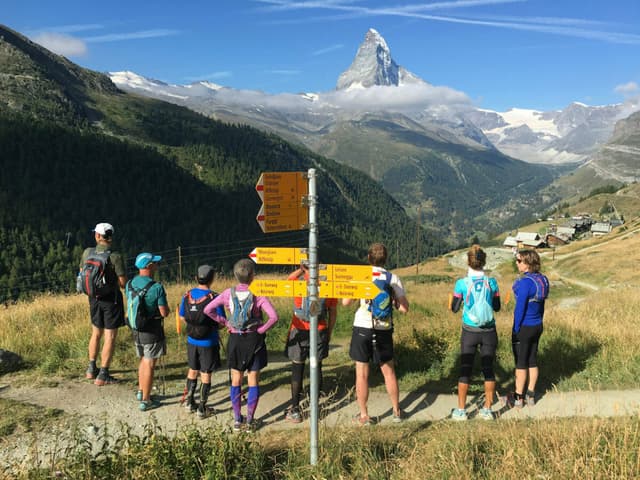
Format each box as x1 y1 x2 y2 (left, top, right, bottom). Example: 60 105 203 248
3 232 640 478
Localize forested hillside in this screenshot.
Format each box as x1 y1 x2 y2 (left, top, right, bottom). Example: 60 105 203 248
0 25 445 302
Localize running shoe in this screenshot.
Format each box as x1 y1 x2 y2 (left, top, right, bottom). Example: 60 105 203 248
184 397 197 413
478 407 494 421
197 404 215 419
525 391 536 406
136 390 143 402
353 414 371 426
139 399 161 412
245 418 259 433
85 365 99 380
233 416 245 432
451 408 468 421
392 410 404 423
94 372 118 386
285 407 303 424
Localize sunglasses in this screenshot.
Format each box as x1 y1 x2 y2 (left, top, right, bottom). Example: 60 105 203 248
516 258 523 263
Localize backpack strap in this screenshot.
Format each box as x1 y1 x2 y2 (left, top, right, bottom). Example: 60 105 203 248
526 274 548 302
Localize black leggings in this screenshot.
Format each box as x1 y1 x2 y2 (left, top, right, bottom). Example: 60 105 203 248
459 328 498 384
512 324 543 369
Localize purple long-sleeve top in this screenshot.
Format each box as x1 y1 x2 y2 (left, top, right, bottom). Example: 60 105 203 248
203 283 278 334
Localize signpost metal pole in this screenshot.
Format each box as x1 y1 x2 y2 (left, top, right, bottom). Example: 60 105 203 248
307 168 319 465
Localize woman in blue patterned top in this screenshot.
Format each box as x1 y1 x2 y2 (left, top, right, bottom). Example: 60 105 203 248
511 249 549 408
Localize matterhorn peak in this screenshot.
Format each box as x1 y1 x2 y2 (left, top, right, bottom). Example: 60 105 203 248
336 28 424 90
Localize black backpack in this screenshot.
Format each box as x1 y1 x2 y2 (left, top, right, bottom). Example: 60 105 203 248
183 290 218 339
79 249 116 298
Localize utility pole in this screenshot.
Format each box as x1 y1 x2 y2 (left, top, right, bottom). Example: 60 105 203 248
416 206 421 276
65 232 71 248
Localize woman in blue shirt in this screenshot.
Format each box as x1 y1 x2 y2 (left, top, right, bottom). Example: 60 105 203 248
511 249 549 408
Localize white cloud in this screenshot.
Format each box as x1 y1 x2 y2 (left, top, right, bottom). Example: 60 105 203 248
324 83 472 111
31 32 87 57
265 69 302 75
615 81 639 95
312 43 344 56
254 0 640 45
185 71 233 82
84 29 179 43
210 82 472 116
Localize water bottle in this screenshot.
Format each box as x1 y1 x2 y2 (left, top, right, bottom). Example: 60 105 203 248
76 272 83 293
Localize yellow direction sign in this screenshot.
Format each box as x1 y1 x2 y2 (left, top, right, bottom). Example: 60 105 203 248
256 205 309 233
249 279 307 297
319 264 375 283
255 171 309 233
255 172 308 202
249 247 308 265
249 278 376 299
318 281 377 299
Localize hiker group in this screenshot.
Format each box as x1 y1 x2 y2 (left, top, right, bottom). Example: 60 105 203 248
79 222 548 430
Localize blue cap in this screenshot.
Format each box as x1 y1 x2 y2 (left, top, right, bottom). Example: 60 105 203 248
135 252 162 269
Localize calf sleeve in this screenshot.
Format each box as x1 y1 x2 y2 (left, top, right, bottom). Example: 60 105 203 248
186 378 197 399
200 382 211 406
247 386 260 422
230 385 242 421
291 362 305 407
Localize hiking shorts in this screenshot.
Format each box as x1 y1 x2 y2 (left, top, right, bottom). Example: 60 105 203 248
512 324 543 369
89 293 125 330
349 327 394 364
187 343 221 373
227 332 267 372
135 339 166 359
286 327 330 363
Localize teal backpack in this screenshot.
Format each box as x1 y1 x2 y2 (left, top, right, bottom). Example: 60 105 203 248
126 280 155 331
463 277 494 327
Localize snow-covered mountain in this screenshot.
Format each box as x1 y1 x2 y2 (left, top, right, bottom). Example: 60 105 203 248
336 28 424 90
466 102 640 164
109 28 638 170
110 29 492 155
109 28 564 244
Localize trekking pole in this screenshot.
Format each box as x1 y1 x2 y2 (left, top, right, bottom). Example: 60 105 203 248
160 354 166 396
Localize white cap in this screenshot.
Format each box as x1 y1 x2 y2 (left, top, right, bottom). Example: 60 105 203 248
93 223 114 236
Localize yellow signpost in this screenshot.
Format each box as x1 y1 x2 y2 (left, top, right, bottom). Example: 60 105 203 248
319 264 375 283
249 247 308 265
255 172 309 234
248 277 377 299
249 279 307 297
319 280 377 299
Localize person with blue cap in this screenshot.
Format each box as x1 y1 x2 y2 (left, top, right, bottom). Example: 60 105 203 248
126 252 170 411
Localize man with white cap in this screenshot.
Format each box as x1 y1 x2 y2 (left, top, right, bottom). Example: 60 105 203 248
79 222 127 386
126 252 169 411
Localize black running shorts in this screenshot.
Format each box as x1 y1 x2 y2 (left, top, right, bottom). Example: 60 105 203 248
286 327 330 363
187 343 221 373
349 326 394 364
89 292 125 329
227 332 267 372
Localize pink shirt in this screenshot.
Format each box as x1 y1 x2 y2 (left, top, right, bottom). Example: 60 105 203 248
203 283 278 334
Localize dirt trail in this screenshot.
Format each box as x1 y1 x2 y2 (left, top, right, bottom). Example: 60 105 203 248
2 371 640 473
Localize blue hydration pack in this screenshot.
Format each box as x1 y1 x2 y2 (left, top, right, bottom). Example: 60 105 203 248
368 271 394 330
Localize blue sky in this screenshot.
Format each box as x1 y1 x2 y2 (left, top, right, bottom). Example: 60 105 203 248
4 0 639 111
